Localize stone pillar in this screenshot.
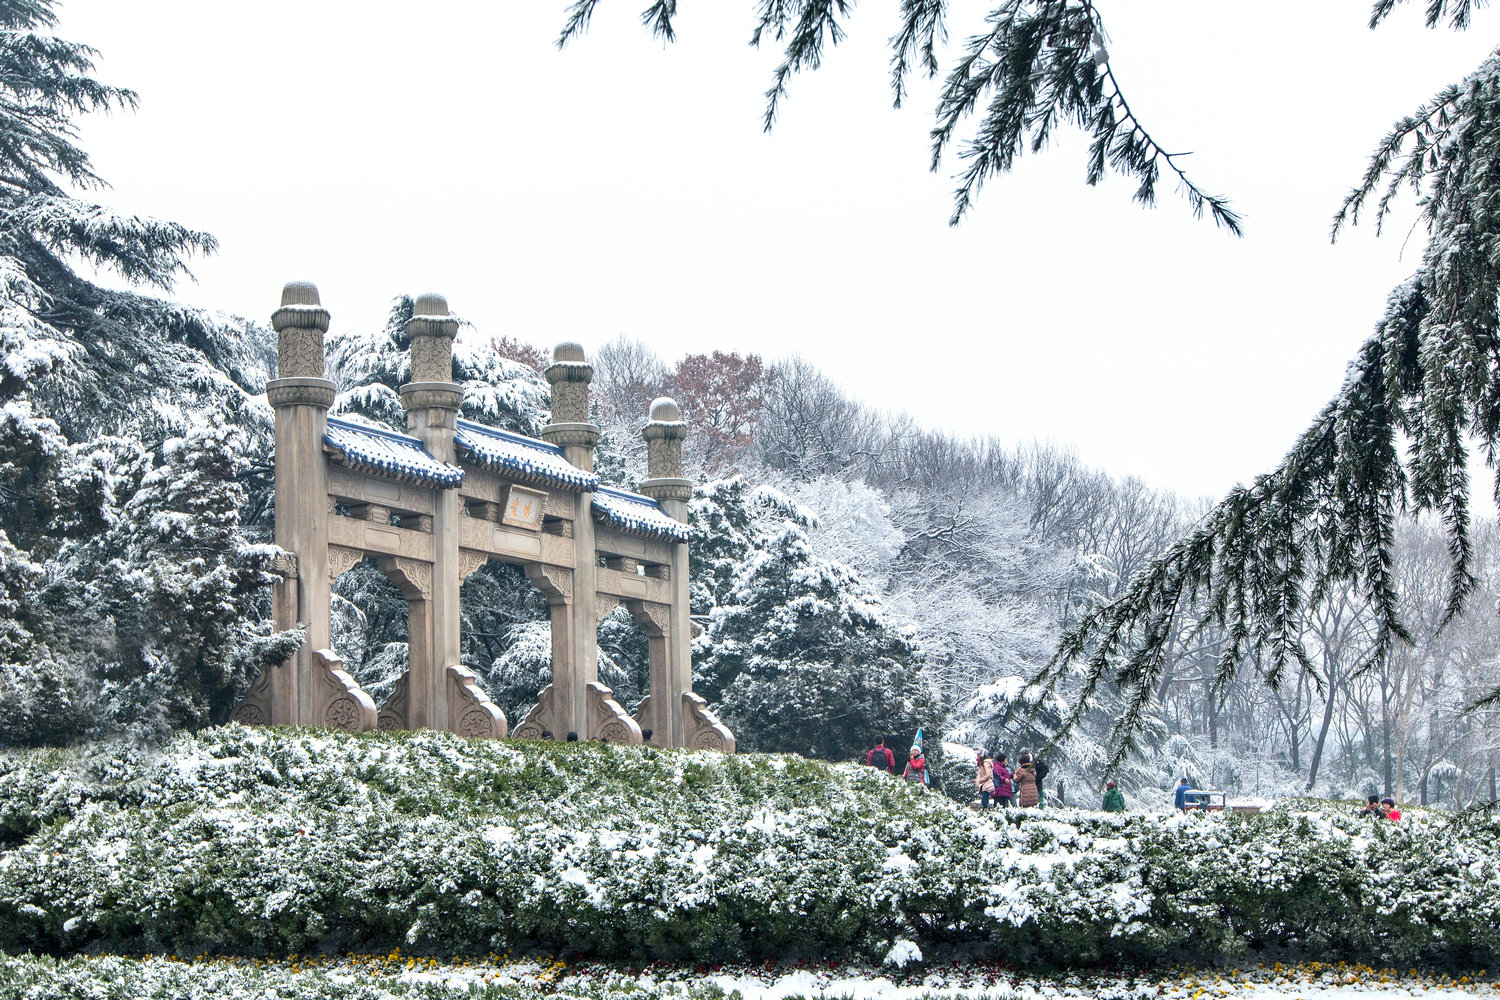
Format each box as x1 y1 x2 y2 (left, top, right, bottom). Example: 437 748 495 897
267 281 336 726
542 343 600 737
400 293 463 731
638 397 694 747
523 565 575 737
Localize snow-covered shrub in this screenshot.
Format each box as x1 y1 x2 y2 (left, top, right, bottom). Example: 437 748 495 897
0 727 1495 968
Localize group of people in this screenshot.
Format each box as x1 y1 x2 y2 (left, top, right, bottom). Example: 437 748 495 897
973 749 1049 807
865 738 930 785
1357 794 1403 820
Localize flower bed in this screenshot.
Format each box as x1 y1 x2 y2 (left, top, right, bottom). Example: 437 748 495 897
0 727 1496 967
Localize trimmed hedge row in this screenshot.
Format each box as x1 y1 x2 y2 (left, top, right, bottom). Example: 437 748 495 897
0 727 1496 967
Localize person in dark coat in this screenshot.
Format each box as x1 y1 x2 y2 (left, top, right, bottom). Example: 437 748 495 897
1101 780 1125 812
1033 755 1051 806
1174 777 1197 811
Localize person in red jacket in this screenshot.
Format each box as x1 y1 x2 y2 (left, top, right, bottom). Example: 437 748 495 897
866 737 896 773
902 746 929 786
1380 797 1403 821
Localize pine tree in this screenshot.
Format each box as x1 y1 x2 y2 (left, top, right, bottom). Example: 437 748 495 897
0 1 272 440
0 1 297 743
691 478 941 759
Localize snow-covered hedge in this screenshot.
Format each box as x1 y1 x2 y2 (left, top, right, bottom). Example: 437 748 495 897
0 727 1496 967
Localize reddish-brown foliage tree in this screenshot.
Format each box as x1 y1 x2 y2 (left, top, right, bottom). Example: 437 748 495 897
485 335 549 373
672 351 765 470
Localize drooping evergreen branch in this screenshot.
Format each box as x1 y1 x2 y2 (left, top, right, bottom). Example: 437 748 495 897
1369 0 1483 30
759 0 854 132
931 1 1241 230
556 0 1240 231
890 0 948 109
1046 48 1500 769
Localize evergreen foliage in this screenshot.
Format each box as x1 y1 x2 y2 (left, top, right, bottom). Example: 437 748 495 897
0 1 293 744
691 479 940 760
1040 12 1500 768
561 3 1500 774
558 0 1240 230
2 727 1498 967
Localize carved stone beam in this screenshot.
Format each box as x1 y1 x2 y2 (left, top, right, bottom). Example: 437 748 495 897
377 556 434 602
458 549 490 583
329 545 365 582
525 565 573 604
629 601 671 639
269 551 299 581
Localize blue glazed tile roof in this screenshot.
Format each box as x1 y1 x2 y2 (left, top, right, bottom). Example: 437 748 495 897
592 486 692 542
454 420 599 493
324 417 464 488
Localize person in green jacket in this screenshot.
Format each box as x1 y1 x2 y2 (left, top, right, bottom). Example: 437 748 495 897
1101 780 1125 812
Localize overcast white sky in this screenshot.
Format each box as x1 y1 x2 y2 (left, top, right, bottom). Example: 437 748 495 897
52 1 1500 501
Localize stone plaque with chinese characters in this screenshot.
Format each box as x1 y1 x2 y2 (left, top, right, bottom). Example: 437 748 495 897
503 486 548 530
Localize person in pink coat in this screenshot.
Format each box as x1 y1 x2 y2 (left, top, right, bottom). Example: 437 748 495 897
991 752 1015 807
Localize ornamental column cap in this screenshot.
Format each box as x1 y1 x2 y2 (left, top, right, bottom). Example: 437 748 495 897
545 341 594 384
543 341 596 440
272 280 330 333
643 396 687 442
405 291 460 340
403 291 460 394
641 396 687 487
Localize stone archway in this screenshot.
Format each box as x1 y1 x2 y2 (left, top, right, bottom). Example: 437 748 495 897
233 281 732 750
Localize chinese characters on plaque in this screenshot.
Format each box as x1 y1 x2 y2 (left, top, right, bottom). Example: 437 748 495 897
502 485 548 530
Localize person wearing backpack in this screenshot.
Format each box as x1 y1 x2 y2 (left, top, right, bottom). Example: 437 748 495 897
991 753 1014 807
974 755 995 809
866 737 895 774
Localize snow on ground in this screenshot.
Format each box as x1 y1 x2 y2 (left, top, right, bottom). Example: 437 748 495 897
48 955 1485 998
3 953 1494 998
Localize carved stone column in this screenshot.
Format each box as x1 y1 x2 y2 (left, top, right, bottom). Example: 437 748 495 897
542 342 601 737
638 397 697 748
377 556 433 731
524 565 575 737
541 342 598 472
400 294 463 731
267 281 336 726
629 601 673 744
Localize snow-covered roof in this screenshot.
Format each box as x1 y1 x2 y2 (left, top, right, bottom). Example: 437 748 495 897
454 420 598 493
324 417 464 488
592 486 692 542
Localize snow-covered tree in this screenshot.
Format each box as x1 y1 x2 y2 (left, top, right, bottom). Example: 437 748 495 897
0 5 299 743
691 477 940 759
0 413 296 745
